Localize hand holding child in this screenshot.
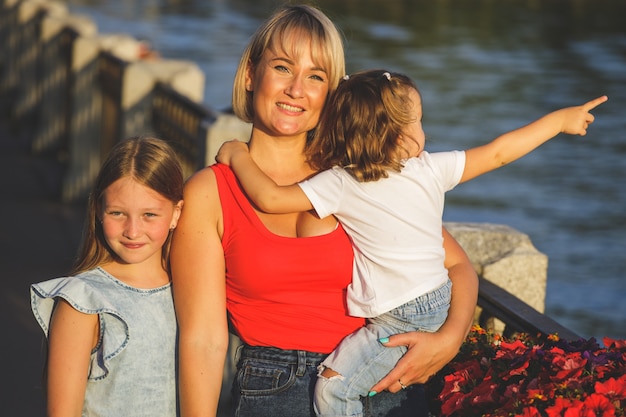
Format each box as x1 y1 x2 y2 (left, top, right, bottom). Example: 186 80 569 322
216 139 249 166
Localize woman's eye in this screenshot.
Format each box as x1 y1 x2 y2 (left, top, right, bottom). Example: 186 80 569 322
310 74 324 82
274 65 289 73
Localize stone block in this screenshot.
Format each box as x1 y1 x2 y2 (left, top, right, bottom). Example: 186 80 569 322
124 60 205 109
204 112 252 164
445 222 547 311
445 222 548 334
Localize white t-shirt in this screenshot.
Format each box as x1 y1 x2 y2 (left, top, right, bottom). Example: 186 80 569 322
299 150 466 317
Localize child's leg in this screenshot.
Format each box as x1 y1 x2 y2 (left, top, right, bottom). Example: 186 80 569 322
313 279 452 417
314 319 406 417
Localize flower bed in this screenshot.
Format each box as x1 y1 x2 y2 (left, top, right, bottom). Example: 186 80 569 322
426 326 626 417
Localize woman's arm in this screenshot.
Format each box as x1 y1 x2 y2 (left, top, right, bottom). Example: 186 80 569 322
216 140 313 213
46 299 98 417
170 168 229 417
369 226 478 393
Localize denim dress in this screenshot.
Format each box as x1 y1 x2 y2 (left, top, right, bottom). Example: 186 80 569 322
30 267 178 417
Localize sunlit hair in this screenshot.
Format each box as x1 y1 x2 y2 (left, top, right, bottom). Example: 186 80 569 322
232 4 345 125
72 136 184 275
307 69 419 182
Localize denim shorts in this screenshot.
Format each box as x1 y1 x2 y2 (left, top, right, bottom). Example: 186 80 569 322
230 344 428 417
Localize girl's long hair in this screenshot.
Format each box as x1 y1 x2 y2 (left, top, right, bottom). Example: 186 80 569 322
71 136 183 275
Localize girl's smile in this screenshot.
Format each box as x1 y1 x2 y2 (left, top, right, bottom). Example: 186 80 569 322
100 177 182 268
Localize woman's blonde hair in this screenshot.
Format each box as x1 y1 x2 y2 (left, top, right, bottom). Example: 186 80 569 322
232 4 345 125
308 70 418 182
72 136 184 275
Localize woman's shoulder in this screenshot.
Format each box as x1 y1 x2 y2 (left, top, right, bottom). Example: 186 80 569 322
181 165 221 208
183 164 223 200
187 163 219 186
176 164 224 235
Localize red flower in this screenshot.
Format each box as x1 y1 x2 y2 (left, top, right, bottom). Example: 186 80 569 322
515 406 542 417
497 339 528 358
564 404 585 417
550 354 587 383
545 397 584 417
603 338 626 351
595 376 626 402
583 393 616 417
469 380 500 407
439 390 468 416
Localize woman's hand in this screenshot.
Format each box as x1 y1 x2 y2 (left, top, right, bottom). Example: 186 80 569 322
369 330 460 394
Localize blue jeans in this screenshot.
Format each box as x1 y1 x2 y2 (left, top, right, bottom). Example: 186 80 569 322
230 344 428 417
314 279 452 417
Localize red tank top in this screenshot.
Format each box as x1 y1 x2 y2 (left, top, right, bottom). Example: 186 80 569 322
213 164 363 353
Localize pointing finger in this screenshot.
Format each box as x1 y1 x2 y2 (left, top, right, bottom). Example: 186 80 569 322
583 95 608 112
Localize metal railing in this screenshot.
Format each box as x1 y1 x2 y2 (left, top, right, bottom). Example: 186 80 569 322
478 277 581 340
152 82 216 179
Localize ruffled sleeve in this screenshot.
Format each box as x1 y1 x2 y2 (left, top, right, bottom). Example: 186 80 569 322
30 273 129 380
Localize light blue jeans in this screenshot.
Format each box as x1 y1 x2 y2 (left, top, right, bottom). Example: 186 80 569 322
314 279 452 417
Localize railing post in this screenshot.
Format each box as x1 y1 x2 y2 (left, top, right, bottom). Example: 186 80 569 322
32 13 96 155
152 82 215 179
121 58 205 139
204 111 252 164
8 1 49 142
0 0 21 121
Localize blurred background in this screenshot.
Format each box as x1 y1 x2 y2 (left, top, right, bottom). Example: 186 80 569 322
4 1 624 415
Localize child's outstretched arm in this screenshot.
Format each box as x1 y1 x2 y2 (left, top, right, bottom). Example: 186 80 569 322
216 140 314 213
461 95 607 183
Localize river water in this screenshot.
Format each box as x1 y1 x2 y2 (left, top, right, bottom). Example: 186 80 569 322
63 0 625 341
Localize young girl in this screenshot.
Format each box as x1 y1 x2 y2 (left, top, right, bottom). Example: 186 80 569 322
216 69 607 417
30 136 184 417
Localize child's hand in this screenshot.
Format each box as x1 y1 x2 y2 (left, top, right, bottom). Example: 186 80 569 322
560 95 608 136
216 139 249 166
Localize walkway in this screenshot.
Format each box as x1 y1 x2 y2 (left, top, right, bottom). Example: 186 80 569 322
0 123 85 416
